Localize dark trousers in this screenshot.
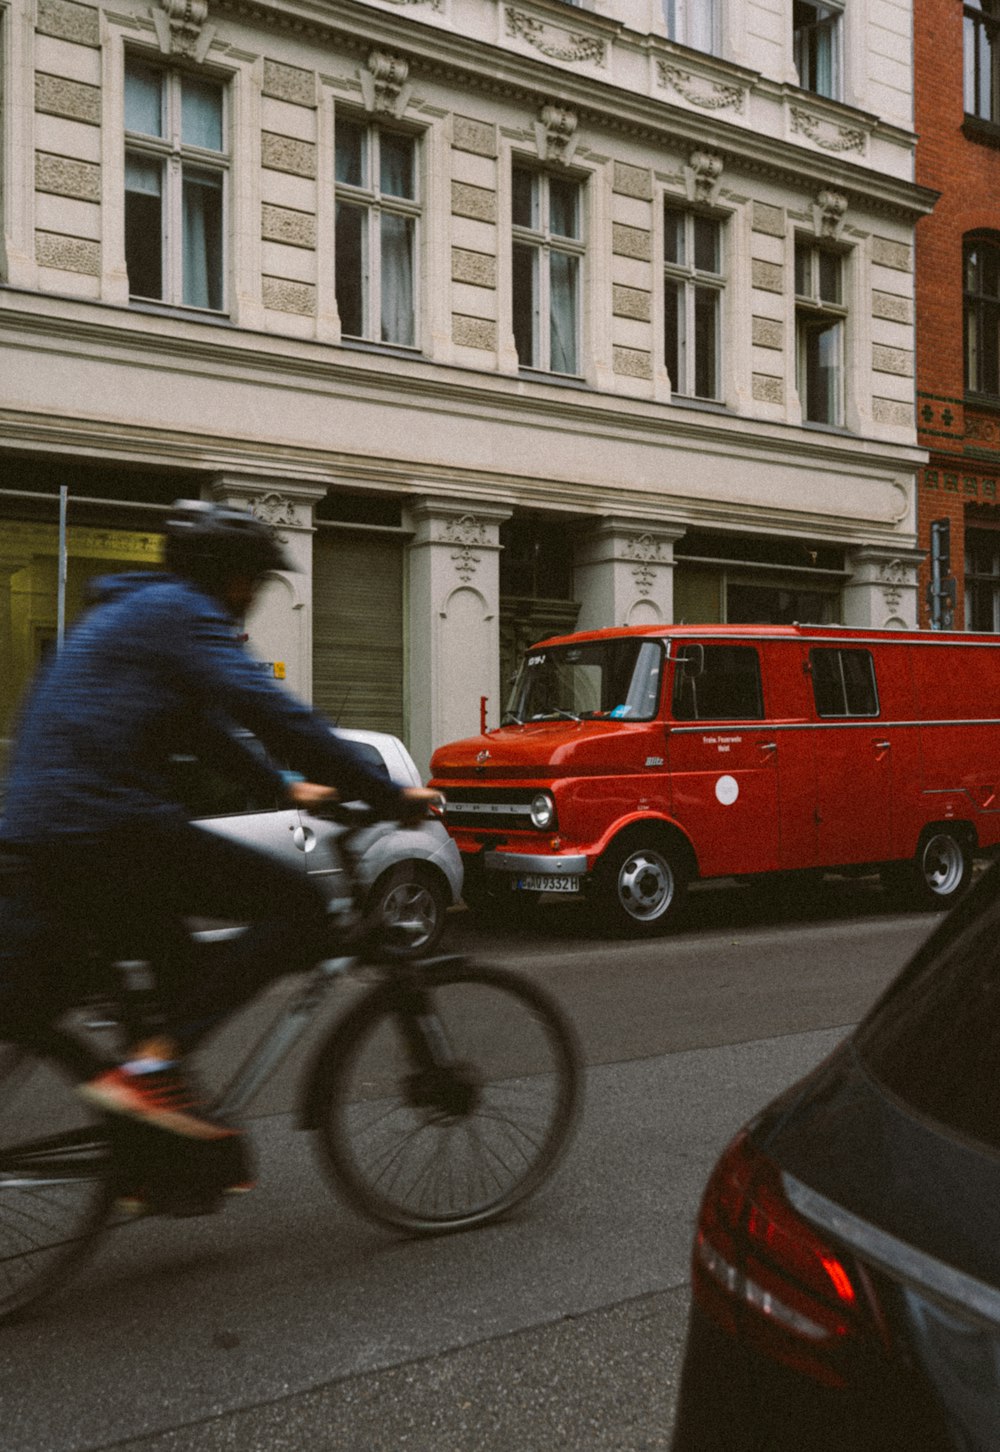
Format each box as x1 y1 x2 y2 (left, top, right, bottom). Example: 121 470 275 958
0 819 331 1052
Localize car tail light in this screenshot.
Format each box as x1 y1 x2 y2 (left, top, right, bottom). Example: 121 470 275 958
691 1132 886 1387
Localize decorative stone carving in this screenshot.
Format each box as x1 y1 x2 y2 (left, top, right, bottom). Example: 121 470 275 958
35 153 101 203
790 107 866 154
153 0 211 58
625 535 666 595
451 181 496 223
873 397 913 428
872 236 912 273
613 284 651 322
505 10 606 66
251 493 299 531
36 0 100 48
686 150 723 203
453 116 496 159
536 104 578 165
612 222 652 262
613 162 653 202
613 346 653 380
262 276 316 315
261 133 317 180
362 50 411 118
452 315 497 351
35 229 100 274
878 559 909 612
752 373 784 404
35 74 101 126
262 60 316 109
452 248 497 289
658 64 744 113
441 515 490 582
751 259 783 293
814 188 847 239
261 203 317 250
967 415 1000 443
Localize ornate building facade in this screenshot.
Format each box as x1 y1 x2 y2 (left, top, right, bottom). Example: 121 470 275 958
914 0 1000 630
1 0 932 774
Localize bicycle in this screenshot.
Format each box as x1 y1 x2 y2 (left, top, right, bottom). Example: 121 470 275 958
0 805 583 1323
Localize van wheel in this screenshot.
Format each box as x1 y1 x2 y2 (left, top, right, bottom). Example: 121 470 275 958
591 839 687 937
887 828 973 910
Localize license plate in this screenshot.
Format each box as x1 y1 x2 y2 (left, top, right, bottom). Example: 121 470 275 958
515 874 581 893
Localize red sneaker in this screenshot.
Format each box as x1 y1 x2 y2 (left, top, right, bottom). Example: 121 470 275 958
79 1062 235 1141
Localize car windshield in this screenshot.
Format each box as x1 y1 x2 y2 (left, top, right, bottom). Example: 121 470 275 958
504 639 664 723
855 862 1000 1153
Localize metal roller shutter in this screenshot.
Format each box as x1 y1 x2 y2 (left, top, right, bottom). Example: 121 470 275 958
312 530 405 738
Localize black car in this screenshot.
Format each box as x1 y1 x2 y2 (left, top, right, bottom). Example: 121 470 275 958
672 864 1000 1452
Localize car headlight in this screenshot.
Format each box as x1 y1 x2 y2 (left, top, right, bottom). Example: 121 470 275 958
530 792 556 829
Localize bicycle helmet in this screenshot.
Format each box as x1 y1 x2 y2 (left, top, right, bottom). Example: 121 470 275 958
164 499 293 583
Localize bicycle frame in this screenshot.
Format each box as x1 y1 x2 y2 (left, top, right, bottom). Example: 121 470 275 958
208 955 356 1121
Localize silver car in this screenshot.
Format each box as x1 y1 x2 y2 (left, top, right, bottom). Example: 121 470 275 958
183 728 462 957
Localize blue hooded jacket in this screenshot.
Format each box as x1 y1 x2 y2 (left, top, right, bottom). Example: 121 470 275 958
0 572 408 844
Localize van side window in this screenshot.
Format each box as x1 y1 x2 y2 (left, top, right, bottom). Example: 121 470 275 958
672 646 764 721
809 648 879 717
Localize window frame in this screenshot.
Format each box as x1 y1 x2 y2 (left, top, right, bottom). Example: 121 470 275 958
123 53 229 314
333 114 422 350
663 0 720 54
964 232 1000 399
663 202 725 402
964 0 1000 125
795 238 847 428
793 0 843 101
670 644 765 722
965 526 1000 632
510 163 585 378
808 648 879 719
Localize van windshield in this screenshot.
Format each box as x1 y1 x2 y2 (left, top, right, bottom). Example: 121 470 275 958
504 639 664 724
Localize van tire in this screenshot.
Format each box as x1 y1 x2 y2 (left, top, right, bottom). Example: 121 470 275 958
887 827 973 910
590 837 688 937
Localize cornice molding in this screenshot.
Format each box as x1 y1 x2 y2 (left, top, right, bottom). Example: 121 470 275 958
206 0 932 219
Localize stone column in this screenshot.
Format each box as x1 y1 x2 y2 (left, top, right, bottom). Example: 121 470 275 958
208 475 326 699
407 499 513 778
573 518 687 632
841 545 926 629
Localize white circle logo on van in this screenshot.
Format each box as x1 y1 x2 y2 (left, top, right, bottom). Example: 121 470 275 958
715 775 739 806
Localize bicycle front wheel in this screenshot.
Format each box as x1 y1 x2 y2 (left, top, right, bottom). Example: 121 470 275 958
0 1039 114 1323
314 963 582 1234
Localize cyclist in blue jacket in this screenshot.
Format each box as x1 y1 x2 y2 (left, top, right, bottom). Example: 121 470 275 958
0 500 440 1163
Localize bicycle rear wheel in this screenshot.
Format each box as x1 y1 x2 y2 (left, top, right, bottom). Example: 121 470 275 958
313 963 582 1234
0 1039 114 1322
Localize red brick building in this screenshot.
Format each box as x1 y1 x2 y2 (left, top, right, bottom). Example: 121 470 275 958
915 0 1000 629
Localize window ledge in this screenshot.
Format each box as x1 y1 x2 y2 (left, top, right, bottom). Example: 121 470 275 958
129 299 232 327
670 394 734 417
339 338 422 362
962 115 1000 149
965 391 1000 415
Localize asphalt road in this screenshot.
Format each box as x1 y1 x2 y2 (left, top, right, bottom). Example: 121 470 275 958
2 876 939 1452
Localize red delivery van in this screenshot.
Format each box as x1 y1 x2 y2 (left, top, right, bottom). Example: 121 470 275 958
429 623 1000 936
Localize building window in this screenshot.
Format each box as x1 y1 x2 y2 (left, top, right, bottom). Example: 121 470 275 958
334 117 419 348
965 233 1000 397
795 240 845 426
511 166 583 376
793 1 841 99
663 0 718 53
664 205 723 401
124 56 226 311
966 528 1000 630
965 0 1000 124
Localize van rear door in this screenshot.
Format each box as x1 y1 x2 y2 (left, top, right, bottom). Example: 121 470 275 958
666 641 780 878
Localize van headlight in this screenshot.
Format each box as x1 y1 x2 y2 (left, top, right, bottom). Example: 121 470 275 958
530 792 556 829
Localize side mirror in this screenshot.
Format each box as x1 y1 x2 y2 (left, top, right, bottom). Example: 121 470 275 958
675 644 705 678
